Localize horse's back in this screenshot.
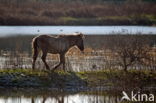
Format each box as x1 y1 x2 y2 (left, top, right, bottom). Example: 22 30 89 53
37 35 55 39
34 35 54 49
36 35 57 42
34 35 66 53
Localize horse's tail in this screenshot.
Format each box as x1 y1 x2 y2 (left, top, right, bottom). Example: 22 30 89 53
32 37 39 57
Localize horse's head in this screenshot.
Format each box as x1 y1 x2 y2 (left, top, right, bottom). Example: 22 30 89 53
75 32 85 53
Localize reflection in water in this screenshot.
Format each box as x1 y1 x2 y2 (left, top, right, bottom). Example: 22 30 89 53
0 95 120 103
0 89 120 103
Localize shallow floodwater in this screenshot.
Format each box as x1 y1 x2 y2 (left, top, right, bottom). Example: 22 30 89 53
0 26 156 36
0 89 120 103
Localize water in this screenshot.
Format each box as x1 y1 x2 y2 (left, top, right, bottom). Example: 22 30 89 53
0 89 120 103
0 26 156 36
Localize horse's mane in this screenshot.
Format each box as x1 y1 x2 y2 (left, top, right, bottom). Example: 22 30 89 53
58 32 84 38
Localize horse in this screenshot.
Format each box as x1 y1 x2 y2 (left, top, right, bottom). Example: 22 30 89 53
32 32 84 71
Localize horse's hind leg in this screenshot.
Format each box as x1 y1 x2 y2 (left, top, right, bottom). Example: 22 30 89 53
52 61 62 71
41 52 50 70
32 50 38 70
52 54 65 71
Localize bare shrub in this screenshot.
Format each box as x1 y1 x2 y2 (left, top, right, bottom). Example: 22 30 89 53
107 35 153 71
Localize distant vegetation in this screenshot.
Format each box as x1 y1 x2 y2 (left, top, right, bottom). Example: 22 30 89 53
0 35 155 54
0 0 156 25
0 35 33 55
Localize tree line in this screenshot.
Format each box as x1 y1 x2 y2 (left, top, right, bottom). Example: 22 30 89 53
0 0 156 25
0 0 156 3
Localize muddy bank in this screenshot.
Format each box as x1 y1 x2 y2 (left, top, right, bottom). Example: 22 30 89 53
0 70 87 91
0 69 156 92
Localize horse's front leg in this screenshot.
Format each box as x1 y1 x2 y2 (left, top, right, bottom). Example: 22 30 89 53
62 55 65 71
